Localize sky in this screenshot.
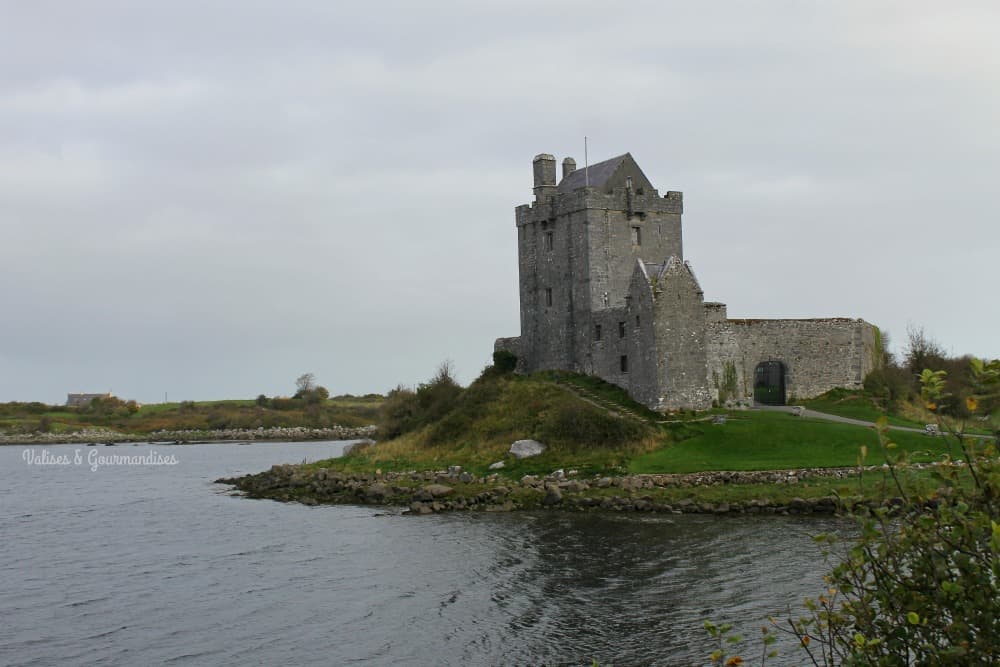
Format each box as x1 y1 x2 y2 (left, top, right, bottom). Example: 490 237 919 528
2 1 998 404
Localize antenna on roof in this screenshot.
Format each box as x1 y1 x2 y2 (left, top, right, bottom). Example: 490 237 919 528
584 136 589 187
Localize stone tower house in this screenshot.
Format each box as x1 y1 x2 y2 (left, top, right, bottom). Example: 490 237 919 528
495 152 878 410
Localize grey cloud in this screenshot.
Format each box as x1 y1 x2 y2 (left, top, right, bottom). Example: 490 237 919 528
1 1 997 403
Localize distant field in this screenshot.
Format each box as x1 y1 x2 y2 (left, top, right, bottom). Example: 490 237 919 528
0 394 384 435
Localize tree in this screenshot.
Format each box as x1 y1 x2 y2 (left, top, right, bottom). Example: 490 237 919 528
904 324 946 376
295 373 316 396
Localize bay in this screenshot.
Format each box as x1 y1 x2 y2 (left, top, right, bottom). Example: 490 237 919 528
0 442 847 666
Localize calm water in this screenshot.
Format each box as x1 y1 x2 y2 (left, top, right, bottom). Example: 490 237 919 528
0 442 848 666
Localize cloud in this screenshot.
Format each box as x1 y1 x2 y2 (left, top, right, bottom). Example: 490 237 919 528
0 1 997 403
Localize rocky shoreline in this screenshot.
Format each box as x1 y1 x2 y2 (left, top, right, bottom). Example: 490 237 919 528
217 463 919 516
0 425 377 445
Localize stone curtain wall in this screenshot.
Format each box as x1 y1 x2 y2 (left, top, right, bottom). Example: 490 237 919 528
706 317 878 403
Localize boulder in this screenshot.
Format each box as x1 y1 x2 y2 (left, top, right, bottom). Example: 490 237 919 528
423 484 454 498
488 461 506 470
542 484 563 505
509 439 545 459
409 501 433 515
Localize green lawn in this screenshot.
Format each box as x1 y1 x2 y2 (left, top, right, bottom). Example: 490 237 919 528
802 390 925 429
629 411 951 474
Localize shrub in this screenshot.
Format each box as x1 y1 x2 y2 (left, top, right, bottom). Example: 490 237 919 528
377 385 419 440
492 350 518 374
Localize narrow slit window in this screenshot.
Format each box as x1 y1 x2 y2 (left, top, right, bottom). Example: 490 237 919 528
594 324 602 341
635 315 640 328
631 226 641 246
545 231 553 251
545 288 553 307
618 321 626 338
620 355 629 373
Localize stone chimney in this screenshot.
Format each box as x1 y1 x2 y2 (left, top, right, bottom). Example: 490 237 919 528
562 157 576 180
533 153 557 201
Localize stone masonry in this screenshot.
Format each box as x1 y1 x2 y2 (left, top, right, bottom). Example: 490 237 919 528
495 152 879 410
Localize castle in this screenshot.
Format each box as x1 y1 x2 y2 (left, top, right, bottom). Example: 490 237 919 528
495 152 879 410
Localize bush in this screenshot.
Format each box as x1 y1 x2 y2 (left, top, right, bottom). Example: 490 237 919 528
492 350 518 374
863 364 911 410
377 385 419 440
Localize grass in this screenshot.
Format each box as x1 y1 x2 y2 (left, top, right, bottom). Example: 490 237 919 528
802 389 925 428
628 411 951 474
339 372 656 476
533 370 666 422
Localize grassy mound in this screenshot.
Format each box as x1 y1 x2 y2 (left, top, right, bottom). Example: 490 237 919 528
337 371 656 476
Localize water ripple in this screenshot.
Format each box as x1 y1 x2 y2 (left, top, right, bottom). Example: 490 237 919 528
0 442 848 666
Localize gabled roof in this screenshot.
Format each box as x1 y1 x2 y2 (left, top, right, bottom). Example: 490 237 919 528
557 153 630 193
635 257 704 294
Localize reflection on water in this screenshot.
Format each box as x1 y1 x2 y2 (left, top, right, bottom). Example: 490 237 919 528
0 442 849 666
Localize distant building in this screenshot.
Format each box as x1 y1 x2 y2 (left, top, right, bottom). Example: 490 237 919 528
66 393 112 408
495 152 879 410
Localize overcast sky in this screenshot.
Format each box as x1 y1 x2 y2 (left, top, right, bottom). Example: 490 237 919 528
2 1 998 404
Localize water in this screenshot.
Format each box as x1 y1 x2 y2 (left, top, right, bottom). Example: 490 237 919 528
0 442 849 666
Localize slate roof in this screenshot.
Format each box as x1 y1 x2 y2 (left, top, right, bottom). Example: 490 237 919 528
557 153 630 193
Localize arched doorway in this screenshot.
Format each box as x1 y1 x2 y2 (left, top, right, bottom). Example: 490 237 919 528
754 361 786 406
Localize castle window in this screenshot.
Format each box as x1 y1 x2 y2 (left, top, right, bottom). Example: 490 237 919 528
620 355 629 373
545 231 553 251
626 176 633 190
635 315 640 328
545 288 553 307
631 226 641 246
618 321 625 338
595 324 602 341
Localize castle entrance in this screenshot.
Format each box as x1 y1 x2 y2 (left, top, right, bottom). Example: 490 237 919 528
753 361 786 406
